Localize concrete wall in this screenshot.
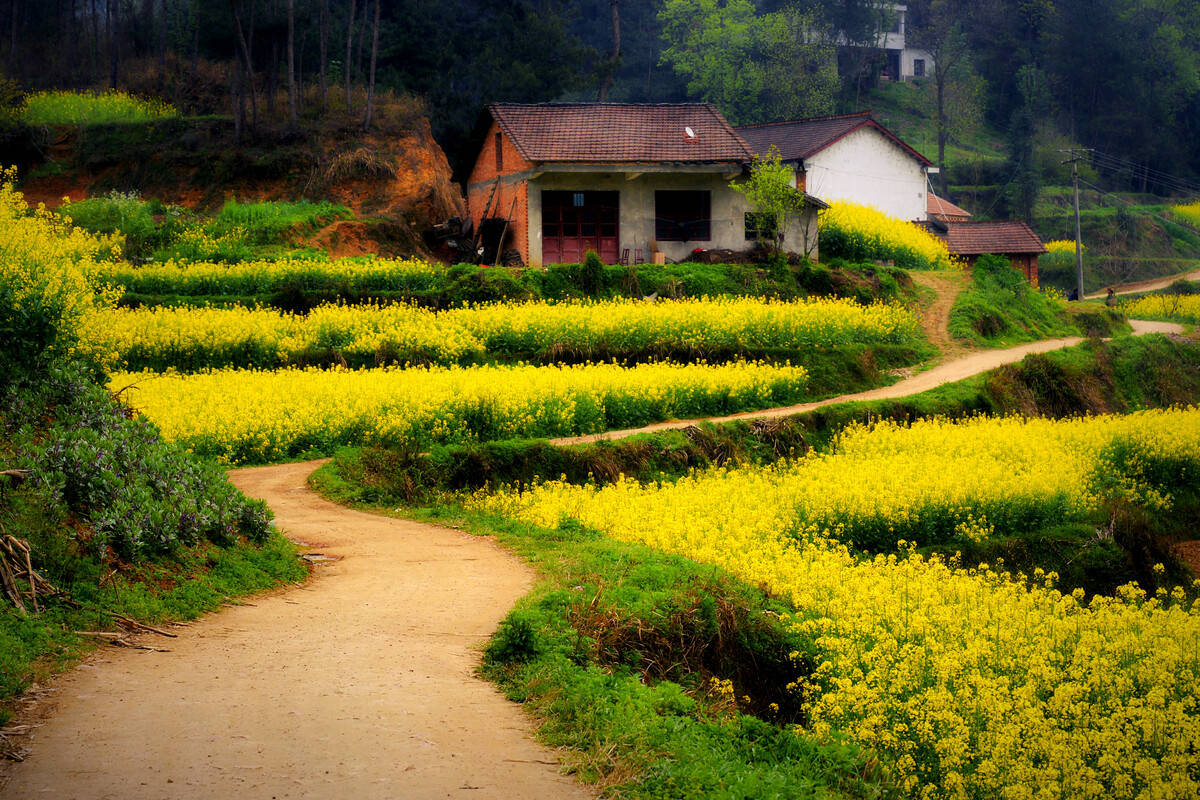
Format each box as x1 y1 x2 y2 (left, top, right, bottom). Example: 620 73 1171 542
525 170 819 266
804 126 928 221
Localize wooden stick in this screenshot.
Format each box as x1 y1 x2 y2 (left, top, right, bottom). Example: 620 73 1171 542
23 548 36 613
109 612 178 638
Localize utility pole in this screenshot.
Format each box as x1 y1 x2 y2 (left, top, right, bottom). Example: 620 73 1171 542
1060 149 1090 300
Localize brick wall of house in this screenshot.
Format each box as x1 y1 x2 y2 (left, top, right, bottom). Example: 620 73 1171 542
466 120 535 265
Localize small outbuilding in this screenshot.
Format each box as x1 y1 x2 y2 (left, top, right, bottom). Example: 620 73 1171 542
936 220 1047 286
466 102 826 267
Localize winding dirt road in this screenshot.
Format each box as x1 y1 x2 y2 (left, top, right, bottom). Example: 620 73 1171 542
550 319 1185 446
0 462 590 800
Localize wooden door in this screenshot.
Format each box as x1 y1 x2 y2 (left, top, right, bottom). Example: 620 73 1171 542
542 191 620 264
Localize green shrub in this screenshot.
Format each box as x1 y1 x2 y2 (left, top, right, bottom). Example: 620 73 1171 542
60 191 188 258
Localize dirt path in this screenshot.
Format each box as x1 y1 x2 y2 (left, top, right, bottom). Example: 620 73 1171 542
0 462 589 800
909 270 969 360
551 319 1185 446
1084 267 1200 299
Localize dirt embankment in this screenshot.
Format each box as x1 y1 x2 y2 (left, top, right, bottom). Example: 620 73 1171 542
16 117 465 260
0 461 588 800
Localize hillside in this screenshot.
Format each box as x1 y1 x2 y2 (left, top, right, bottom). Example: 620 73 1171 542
9 115 463 261
863 81 1200 294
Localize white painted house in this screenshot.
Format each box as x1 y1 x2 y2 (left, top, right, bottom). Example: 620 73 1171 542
737 112 934 222
835 3 935 82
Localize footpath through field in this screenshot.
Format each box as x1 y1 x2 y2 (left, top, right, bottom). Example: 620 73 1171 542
0 461 590 800
550 319 1185 446
1084 267 1200 299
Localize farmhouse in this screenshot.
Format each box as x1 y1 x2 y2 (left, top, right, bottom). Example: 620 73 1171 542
466 103 825 267
737 111 934 222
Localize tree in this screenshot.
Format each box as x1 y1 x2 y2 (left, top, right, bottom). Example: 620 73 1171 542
1004 64 1050 223
730 145 811 260
597 0 620 101
287 0 298 131
363 0 380 127
659 0 836 125
344 0 356 111
909 1 982 195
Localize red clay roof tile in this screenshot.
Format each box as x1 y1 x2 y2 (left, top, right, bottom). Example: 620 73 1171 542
488 103 754 164
941 221 1047 255
736 112 932 167
928 194 973 219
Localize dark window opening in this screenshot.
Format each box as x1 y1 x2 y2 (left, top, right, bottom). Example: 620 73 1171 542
745 212 779 241
913 58 925 78
494 132 503 171
655 190 711 242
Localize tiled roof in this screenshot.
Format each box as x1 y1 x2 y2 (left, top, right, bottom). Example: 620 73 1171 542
489 103 754 164
928 194 973 219
737 112 932 166
941 221 1047 255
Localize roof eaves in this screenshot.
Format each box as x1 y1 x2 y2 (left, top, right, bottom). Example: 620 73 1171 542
487 104 538 163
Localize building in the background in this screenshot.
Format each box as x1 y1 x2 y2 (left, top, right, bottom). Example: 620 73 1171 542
834 3 935 82
936 220 1047 286
466 103 826 267
738 111 935 222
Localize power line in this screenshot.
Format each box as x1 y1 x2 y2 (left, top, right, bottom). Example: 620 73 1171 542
1075 177 1200 240
1082 149 1200 197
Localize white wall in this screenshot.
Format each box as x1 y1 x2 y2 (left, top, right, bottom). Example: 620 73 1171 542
900 47 934 80
527 171 820 266
803 126 928 221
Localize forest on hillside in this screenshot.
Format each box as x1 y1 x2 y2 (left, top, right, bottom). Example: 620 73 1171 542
2 0 1198 196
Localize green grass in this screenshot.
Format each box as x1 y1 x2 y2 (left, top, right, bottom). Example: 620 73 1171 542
949 255 1115 346
309 462 891 799
207 198 352 245
59 192 353 263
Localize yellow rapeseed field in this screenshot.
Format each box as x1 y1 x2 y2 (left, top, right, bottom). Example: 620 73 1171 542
1170 201 1200 228
85 296 923 371
111 361 810 463
100 255 445 296
1124 293 1200 325
819 201 954 270
476 409 1200 800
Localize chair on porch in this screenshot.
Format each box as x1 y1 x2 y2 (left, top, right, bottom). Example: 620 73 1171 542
620 248 645 265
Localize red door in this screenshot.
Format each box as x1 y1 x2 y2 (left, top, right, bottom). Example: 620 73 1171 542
542 191 619 264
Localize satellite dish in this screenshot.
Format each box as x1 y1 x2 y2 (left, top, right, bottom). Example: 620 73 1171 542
684 126 696 139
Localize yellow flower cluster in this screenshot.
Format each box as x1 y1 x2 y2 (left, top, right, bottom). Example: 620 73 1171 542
84 296 924 371
1042 239 1083 254
0 169 121 362
1170 201 1200 228
100 255 444 296
819 201 954 270
475 409 1200 800
111 361 810 463
1123 292 1200 325
20 90 178 126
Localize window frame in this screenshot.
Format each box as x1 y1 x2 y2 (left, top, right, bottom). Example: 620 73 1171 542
654 190 712 242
